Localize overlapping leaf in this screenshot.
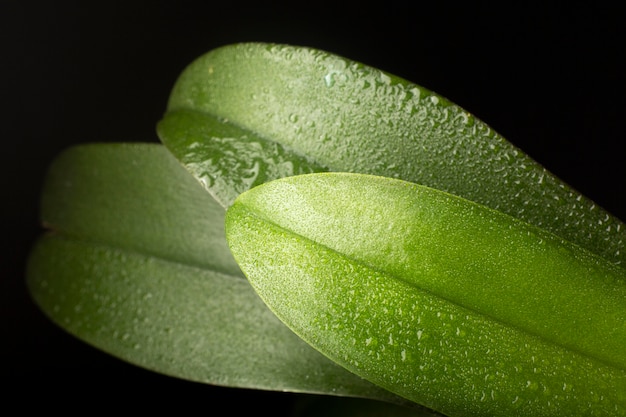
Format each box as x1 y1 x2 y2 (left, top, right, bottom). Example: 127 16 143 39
27 43 626 415
226 172 626 416
26 144 409 403
158 42 625 267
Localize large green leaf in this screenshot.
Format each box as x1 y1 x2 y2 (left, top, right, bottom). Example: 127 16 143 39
26 144 411 402
226 172 626 416
158 42 625 267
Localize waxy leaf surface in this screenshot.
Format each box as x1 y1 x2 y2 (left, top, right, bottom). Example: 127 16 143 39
159 42 625 267
226 173 626 416
26 144 408 402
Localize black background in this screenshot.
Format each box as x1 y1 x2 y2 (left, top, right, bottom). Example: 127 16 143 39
3 1 625 413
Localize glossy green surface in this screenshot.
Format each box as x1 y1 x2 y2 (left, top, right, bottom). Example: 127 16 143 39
226 173 626 416
26 144 407 402
37 143 237 273
26 43 626 415
159 42 625 267
158 109 326 207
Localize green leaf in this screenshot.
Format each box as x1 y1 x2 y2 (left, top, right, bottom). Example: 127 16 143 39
157 110 327 208
226 172 626 416
26 144 409 403
158 42 625 267
36 143 238 273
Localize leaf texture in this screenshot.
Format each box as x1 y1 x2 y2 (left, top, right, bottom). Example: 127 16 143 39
226 173 626 416
26 144 408 402
159 42 625 267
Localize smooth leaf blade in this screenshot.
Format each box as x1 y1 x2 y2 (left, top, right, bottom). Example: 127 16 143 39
226 173 626 416
39 142 239 274
27 235 403 399
26 144 408 403
159 42 625 268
